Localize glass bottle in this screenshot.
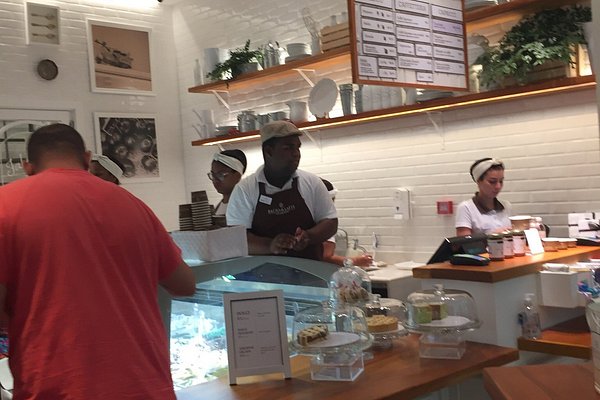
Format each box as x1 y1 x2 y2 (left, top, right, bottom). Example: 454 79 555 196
519 293 541 339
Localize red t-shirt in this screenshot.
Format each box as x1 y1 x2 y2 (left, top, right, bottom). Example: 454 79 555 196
0 169 182 400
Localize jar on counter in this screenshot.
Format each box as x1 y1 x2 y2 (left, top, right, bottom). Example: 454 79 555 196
512 230 526 256
503 231 514 259
488 233 504 261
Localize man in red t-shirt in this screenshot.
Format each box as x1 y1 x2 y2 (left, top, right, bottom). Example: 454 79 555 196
0 124 195 399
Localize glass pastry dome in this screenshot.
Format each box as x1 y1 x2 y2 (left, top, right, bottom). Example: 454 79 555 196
291 301 373 355
329 260 372 306
404 284 481 333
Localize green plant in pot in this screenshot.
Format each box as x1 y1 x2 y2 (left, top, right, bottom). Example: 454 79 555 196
475 5 591 89
206 40 263 81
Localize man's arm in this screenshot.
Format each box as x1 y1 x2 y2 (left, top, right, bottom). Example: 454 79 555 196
160 261 196 296
294 218 338 251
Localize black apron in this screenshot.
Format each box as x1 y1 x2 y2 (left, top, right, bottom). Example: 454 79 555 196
251 177 323 260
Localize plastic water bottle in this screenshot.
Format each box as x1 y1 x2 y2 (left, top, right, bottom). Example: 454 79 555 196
519 293 541 339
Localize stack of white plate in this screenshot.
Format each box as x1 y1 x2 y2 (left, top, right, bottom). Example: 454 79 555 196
286 43 311 63
465 0 497 10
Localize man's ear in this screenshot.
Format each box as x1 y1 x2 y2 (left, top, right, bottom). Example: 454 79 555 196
22 160 35 176
83 150 92 170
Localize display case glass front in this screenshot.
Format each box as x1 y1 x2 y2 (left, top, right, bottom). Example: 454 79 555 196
166 257 336 390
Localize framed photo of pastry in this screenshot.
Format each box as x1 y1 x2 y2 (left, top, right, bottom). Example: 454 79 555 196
25 2 60 45
86 19 154 95
94 113 161 183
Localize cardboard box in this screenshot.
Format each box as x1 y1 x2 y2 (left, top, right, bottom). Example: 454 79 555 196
170 225 248 262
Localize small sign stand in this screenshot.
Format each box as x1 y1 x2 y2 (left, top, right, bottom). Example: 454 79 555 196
223 290 291 385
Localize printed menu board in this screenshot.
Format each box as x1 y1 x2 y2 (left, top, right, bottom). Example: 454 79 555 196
224 290 291 384
349 0 468 90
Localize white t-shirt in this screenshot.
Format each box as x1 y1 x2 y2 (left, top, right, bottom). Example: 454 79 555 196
455 198 511 235
214 201 227 216
226 166 337 229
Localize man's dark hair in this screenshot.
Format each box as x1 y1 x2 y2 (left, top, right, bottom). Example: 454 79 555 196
221 149 247 173
27 123 86 165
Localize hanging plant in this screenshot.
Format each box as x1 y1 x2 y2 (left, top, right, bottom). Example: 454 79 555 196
476 6 591 88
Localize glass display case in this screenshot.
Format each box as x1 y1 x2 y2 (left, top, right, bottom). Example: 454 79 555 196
161 256 338 391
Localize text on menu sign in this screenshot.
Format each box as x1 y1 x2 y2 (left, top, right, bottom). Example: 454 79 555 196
350 0 467 90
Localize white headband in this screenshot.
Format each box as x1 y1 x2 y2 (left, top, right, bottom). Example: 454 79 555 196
213 153 244 175
471 158 503 182
328 188 338 200
92 154 123 181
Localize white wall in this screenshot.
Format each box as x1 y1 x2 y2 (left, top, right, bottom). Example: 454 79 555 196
172 0 600 263
0 0 186 230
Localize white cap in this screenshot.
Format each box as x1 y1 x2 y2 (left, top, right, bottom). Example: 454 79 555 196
91 154 123 181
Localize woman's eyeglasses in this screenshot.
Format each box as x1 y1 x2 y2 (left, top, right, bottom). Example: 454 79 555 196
207 171 231 182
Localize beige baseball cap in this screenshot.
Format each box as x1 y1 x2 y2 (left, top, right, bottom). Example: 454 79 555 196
260 121 303 143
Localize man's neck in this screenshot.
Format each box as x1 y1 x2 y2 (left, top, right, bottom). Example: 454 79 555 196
264 167 292 189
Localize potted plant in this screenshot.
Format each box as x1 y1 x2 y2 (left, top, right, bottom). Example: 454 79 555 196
475 6 591 89
206 40 263 81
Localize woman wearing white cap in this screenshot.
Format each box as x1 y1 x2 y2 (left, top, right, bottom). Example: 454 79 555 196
456 158 511 236
90 154 124 185
208 149 247 216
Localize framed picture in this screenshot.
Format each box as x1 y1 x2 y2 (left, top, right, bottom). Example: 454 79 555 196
25 2 60 45
86 20 154 95
94 113 160 182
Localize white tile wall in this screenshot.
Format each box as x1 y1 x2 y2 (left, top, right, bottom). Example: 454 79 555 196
7 1 593 261
0 0 186 230
172 0 600 263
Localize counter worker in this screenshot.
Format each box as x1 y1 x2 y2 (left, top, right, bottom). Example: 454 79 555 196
455 157 511 236
227 121 338 260
0 123 196 399
209 149 247 216
90 153 124 184
321 179 373 267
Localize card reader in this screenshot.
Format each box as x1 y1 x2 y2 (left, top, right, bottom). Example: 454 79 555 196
450 254 490 266
576 237 600 246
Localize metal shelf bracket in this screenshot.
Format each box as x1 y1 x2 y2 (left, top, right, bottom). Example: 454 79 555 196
209 90 231 110
293 68 316 87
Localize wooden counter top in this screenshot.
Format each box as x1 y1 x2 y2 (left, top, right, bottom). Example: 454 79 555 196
517 315 591 359
484 362 599 400
413 246 600 283
177 334 518 400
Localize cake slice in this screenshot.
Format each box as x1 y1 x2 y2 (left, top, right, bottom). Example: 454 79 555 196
297 324 329 346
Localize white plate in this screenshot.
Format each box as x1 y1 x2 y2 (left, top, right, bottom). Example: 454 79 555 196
421 316 472 328
299 331 360 348
309 78 338 118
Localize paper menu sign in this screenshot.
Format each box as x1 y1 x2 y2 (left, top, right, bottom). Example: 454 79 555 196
350 0 468 91
525 228 544 255
223 290 291 385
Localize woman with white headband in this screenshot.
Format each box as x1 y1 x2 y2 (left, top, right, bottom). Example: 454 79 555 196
455 157 511 236
209 149 247 216
90 154 124 185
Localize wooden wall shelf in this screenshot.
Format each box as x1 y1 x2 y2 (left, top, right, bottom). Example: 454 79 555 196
191 75 595 147
466 0 590 32
189 0 592 147
188 46 351 94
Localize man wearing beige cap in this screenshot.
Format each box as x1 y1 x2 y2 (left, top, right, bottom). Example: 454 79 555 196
227 121 338 260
